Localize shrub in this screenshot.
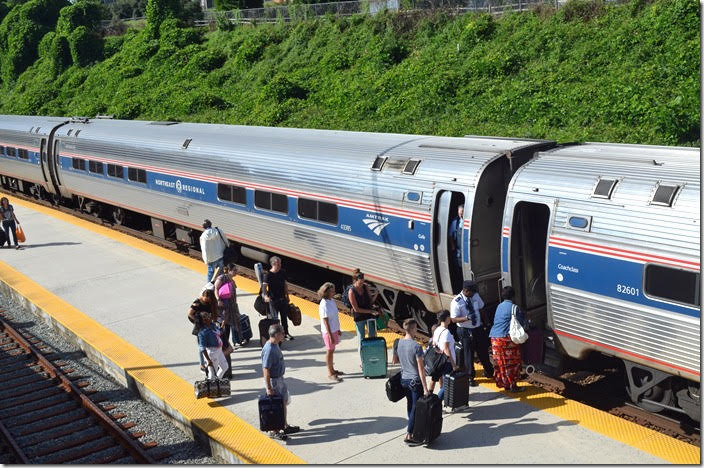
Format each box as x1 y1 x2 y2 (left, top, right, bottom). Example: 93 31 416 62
49 33 72 76
560 0 606 22
69 25 103 66
55 0 104 37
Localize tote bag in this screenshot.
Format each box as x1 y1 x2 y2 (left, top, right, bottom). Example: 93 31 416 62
509 304 529 344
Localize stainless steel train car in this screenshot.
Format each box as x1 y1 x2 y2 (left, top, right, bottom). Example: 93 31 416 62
502 143 700 420
0 115 699 419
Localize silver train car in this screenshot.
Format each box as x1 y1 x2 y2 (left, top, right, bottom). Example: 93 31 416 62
502 143 700 419
0 115 699 419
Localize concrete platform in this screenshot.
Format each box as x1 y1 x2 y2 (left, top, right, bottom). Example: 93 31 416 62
0 197 698 464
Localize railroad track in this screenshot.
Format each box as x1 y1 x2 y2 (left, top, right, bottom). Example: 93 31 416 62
0 315 159 464
1 189 697 447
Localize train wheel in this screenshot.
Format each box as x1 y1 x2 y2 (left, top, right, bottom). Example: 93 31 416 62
626 368 674 413
112 207 126 225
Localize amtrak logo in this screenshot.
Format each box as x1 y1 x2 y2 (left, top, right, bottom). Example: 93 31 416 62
175 179 182 193
363 218 390 236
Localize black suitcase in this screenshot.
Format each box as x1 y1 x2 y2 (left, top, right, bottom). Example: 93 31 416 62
259 318 280 347
443 371 470 409
0 228 5 246
239 313 253 343
258 394 286 432
411 394 442 444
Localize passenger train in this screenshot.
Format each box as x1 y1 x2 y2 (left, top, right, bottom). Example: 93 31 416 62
0 115 699 421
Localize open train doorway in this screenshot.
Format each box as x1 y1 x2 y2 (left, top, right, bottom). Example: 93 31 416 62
509 201 550 321
434 190 466 295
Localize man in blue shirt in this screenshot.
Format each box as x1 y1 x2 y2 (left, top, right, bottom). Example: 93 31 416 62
262 323 300 440
450 280 494 386
448 205 464 290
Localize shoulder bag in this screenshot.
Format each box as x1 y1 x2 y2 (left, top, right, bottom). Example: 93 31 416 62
423 329 449 376
509 304 529 344
385 371 405 402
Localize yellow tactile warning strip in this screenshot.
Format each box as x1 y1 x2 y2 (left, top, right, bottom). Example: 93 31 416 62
0 260 303 465
9 196 702 464
472 366 700 464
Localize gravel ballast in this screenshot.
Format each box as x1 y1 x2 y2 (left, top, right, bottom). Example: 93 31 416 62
0 293 222 464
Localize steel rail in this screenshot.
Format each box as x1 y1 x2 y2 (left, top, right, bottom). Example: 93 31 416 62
0 317 156 464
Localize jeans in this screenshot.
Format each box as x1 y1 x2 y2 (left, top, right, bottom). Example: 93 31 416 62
457 326 494 380
269 298 290 335
206 258 224 283
197 340 205 368
401 378 423 434
2 219 17 247
355 318 375 354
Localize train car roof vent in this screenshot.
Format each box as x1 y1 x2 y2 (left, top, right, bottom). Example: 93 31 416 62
371 156 387 171
651 183 680 207
592 178 618 199
150 121 180 125
182 138 192 149
74 130 81 137
34 127 41 133
402 159 421 175
67 129 73 136
29 126 34 133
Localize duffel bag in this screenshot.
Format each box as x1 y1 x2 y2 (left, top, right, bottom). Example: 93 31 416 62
385 371 405 402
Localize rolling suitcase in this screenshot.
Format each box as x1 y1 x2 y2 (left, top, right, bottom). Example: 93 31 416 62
361 337 387 378
258 394 286 432
411 393 443 445
239 313 253 343
259 318 280 347
194 378 231 399
361 318 387 378
442 371 470 410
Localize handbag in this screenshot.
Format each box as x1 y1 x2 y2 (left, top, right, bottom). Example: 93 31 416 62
218 281 233 299
15 223 25 243
194 378 231 399
375 310 389 331
254 289 268 316
385 371 405 402
423 329 449 376
509 304 529 344
288 303 302 326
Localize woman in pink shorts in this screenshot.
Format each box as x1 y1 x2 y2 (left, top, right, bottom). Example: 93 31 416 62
318 282 344 382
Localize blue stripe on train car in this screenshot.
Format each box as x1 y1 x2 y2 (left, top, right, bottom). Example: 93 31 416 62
501 236 509 273
547 246 698 318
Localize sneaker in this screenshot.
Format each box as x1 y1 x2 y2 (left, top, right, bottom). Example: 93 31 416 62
469 379 479 387
269 432 288 441
199 366 207 375
285 334 294 341
283 425 300 434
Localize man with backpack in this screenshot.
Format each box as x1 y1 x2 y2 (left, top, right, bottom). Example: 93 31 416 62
199 219 228 283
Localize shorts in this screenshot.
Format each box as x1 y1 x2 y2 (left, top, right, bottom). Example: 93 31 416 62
271 377 290 405
322 330 341 351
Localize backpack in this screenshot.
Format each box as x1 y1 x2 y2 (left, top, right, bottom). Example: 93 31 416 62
342 284 353 309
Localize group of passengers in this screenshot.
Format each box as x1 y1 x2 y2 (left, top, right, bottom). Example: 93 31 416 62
189 218 527 443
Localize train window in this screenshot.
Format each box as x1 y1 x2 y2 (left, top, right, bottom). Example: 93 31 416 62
72 158 83 170
297 198 338 224
128 167 147 184
17 149 29 160
298 198 317 219
255 190 288 214
271 193 288 214
0 146 4 155
217 183 246 205
402 159 421 175
592 179 618 199
371 156 387 171
6 147 16 158
318 201 338 224
107 164 124 179
88 160 104 174
644 264 700 307
651 184 680 207
568 216 591 230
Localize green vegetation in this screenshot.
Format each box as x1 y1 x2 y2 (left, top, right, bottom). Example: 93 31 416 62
0 0 699 145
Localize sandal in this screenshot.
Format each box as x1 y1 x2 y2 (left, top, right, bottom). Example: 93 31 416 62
333 370 345 376
328 374 343 382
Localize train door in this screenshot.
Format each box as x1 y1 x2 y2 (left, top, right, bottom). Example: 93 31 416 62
508 200 551 320
44 128 63 196
39 138 49 186
433 189 466 295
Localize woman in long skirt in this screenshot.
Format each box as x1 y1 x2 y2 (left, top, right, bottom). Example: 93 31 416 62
489 286 526 392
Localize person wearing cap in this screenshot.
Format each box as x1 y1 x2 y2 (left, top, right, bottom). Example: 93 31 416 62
450 279 494 386
199 219 228 283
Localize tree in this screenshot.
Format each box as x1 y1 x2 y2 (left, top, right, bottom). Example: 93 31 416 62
55 0 105 36
145 0 182 36
69 25 103 66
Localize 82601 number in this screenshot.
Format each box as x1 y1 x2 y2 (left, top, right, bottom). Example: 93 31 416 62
617 284 640 296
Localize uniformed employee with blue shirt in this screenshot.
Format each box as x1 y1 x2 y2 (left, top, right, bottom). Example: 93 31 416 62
450 280 494 386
